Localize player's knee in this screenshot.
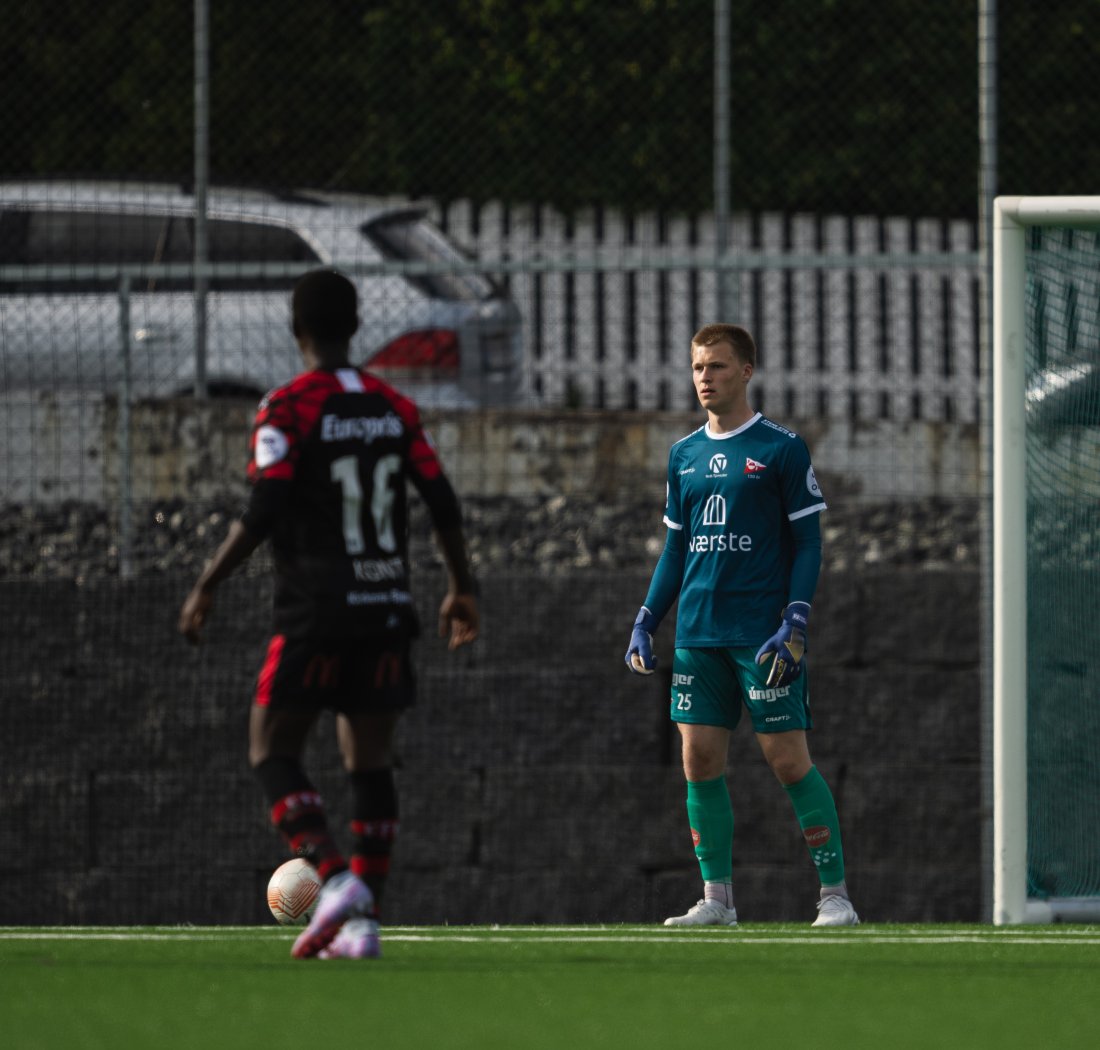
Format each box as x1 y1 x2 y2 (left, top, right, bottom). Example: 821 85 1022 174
769 754 813 785
681 743 726 781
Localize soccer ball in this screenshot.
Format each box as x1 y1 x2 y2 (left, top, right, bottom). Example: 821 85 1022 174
266 857 322 925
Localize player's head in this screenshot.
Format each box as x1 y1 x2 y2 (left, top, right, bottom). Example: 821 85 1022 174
291 269 360 348
690 323 756 368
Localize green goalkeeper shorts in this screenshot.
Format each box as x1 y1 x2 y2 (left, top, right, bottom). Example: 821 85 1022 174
670 646 813 733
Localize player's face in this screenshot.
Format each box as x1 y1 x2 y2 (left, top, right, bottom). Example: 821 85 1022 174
691 341 750 414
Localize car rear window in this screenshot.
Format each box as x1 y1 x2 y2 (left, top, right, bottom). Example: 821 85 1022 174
361 212 495 302
0 208 322 293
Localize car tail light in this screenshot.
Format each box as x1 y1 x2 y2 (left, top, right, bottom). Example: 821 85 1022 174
368 329 459 371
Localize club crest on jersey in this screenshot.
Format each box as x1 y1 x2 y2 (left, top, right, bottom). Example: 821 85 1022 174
744 457 767 475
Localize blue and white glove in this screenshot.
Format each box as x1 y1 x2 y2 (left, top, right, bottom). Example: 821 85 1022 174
625 607 659 675
754 601 810 688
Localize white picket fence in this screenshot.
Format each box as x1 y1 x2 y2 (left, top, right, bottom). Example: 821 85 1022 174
435 201 984 422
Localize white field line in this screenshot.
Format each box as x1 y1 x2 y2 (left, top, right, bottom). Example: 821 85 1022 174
2 926 1100 947
405 924 1100 937
1 924 1098 935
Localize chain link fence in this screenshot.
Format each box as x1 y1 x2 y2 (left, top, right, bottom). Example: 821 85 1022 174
1 1 1096 924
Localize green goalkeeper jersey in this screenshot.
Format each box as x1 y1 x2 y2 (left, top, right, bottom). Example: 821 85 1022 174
663 412 826 647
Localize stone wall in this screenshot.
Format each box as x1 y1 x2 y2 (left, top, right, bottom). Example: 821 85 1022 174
0 563 981 927
0 401 986 925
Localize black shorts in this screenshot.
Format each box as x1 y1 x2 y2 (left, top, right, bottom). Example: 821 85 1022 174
254 634 416 714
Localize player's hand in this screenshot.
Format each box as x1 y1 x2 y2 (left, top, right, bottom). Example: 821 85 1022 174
625 607 659 675
439 591 479 650
755 601 809 688
178 586 214 645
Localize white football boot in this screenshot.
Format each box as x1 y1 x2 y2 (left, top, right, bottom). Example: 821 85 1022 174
291 870 374 959
663 899 739 927
812 894 860 927
318 917 381 959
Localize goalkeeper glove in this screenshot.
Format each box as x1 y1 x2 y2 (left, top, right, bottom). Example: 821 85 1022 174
755 601 810 688
625 607 658 675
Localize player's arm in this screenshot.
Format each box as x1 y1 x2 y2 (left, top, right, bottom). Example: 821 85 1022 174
180 388 302 644
409 464 479 650
178 458 291 644
754 511 823 687
626 525 685 675
626 451 686 675
432 520 479 650
398 399 479 649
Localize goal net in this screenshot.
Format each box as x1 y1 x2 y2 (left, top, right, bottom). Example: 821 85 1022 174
993 196 1100 924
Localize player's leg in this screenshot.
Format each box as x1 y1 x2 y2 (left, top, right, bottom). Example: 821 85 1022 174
337 709 402 915
251 636 373 958
755 730 858 927
754 727 812 785
318 642 414 959
664 649 740 927
250 701 348 883
738 648 858 925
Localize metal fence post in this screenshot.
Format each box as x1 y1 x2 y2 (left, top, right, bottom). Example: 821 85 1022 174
193 0 210 399
713 0 734 323
117 275 134 580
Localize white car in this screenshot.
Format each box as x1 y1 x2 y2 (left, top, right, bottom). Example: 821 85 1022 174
0 181 523 407
1026 360 1100 425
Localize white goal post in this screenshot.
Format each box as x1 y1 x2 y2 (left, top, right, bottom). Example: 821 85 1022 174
992 195 1100 925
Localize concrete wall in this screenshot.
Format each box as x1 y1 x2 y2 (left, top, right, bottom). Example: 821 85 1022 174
0 393 982 504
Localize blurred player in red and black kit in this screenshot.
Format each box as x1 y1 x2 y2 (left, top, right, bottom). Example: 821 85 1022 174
179 269 478 960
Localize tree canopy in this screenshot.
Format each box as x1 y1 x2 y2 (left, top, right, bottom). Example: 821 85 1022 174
2 1 1097 218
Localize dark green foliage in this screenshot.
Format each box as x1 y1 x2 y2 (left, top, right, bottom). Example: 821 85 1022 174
2 1 1098 217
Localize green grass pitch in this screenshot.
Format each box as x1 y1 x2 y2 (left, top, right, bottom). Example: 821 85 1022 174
3 924 1099 1050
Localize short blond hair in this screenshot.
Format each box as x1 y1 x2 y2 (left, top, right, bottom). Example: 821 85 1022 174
691 323 756 367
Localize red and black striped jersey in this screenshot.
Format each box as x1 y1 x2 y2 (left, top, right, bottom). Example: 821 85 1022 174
243 366 462 639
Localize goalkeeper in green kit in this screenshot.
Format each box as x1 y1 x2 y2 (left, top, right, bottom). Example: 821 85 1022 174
625 323 858 927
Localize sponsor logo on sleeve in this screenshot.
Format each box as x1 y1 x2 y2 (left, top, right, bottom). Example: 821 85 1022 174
806 466 822 498
761 419 796 438
254 425 289 469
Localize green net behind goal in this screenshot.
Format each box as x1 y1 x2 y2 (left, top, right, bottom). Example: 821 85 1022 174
1023 224 1100 900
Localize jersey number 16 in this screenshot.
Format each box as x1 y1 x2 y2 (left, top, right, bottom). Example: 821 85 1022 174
330 453 401 556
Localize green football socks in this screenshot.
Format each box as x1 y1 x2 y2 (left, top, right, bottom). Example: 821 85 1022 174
784 765 846 887
686 775 734 883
